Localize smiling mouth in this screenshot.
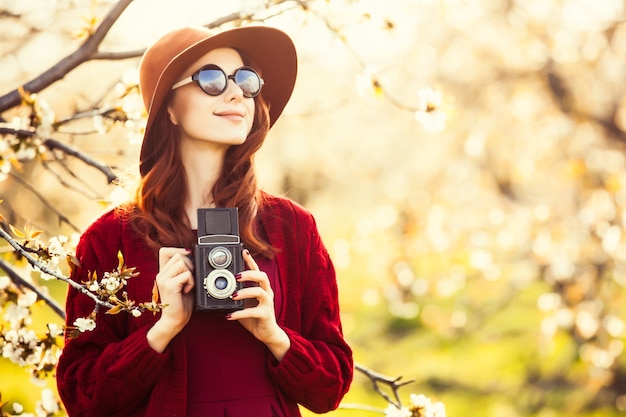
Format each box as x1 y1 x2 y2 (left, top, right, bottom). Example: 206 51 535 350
215 111 244 119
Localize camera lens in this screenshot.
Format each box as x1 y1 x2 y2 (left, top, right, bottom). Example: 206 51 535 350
204 269 237 299
214 276 228 291
208 246 232 269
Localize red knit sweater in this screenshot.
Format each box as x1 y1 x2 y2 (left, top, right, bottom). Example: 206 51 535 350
56 194 353 416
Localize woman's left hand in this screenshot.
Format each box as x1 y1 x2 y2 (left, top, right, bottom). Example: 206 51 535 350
227 249 291 361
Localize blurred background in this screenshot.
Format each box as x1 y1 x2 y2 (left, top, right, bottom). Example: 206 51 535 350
1 0 625 416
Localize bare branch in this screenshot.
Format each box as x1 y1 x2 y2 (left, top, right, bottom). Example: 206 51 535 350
0 127 119 184
355 362 415 409
44 138 118 184
0 0 306 114
42 158 104 201
8 173 82 233
0 0 133 112
0 257 66 320
0 225 113 311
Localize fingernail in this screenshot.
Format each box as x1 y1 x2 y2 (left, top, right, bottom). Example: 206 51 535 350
244 249 250 256
235 273 243 281
225 313 233 320
230 291 238 299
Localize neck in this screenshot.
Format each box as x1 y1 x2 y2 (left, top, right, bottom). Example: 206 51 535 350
180 139 228 228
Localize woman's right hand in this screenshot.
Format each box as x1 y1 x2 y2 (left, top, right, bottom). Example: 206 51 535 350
147 247 195 353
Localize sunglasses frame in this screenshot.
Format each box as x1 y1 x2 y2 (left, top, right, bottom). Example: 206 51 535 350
171 64 264 98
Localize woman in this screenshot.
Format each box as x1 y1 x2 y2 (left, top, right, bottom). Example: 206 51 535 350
56 25 353 417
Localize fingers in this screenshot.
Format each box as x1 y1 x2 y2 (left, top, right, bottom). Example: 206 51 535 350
242 248 258 271
227 287 273 321
228 249 274 314
159 247 192 270
232 285 270 305
239 249 272 293
157 247 195 294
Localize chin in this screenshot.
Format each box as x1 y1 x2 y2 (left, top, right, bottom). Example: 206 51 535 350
229 136 248 145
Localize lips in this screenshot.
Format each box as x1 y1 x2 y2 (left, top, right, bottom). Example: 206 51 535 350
214 109 245 119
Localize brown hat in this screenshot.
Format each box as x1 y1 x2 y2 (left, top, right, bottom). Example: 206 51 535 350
138 25 297 176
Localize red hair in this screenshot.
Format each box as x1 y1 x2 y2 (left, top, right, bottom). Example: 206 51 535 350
123 84 276 258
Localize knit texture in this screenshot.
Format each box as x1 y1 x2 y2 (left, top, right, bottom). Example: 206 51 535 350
56 194 353 416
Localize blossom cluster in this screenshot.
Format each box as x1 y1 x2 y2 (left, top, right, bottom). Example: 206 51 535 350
93 67 147 145
0 277 64 382
8 224 79 282
1 388 61 417
384 394 446 417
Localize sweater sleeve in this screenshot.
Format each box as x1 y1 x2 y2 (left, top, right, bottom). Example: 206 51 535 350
56 213 171 417
265 202 354 413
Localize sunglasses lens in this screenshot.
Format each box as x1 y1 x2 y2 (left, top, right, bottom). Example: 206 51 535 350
197 68 227 96
234 69 262 98
194 65 262 98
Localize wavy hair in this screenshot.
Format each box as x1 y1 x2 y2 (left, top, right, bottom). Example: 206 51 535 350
124 56 276 258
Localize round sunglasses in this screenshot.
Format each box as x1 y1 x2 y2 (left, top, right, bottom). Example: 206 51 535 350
171 64 264 98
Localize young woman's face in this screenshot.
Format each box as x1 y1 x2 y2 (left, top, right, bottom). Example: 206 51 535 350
167 48 255 148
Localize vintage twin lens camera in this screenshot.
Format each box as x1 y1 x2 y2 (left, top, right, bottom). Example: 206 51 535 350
194 207 244 312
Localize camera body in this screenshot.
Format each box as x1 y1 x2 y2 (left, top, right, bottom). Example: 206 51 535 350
194 207 244 312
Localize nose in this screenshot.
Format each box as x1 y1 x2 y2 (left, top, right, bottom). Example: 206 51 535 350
223 77 244 101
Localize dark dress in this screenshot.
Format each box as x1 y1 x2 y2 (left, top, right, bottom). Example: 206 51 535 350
184 257 286 417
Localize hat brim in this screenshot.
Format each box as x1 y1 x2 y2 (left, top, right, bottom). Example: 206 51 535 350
140 26 297 175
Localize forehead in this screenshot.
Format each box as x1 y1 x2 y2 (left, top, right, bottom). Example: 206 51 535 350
188 47 243 74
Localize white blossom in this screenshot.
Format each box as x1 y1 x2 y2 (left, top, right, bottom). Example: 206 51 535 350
384 404 412 417
4 304 32 327
431 402 446 417
410 393 432 408
74 317 96 332
10 116 30 130
15 145 37 160
47 236 66 256
355 65 384 101
47 323 63 337
1 328 37 366
18 290 38 307
93 115 106 134
101 277 120 292
0 159 11 174
36 388 60 416
34 96 55 138
0 275 11 289
414 87 447 133
409 393 446 417
414 109 447 133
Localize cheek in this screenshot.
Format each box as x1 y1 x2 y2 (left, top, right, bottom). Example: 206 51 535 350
246 101 256 130
171 94 210 127
168 95 190 125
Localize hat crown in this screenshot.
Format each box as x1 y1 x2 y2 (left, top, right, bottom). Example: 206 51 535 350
139 26 214 112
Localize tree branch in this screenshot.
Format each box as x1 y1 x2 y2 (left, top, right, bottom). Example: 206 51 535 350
8 173 82 233
355 362 415 409
0 127 119 184
0 257 66 320
0 0 305 114
0 225 114 311
44 137 119 184
0 0 133 112
42 157 104 201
